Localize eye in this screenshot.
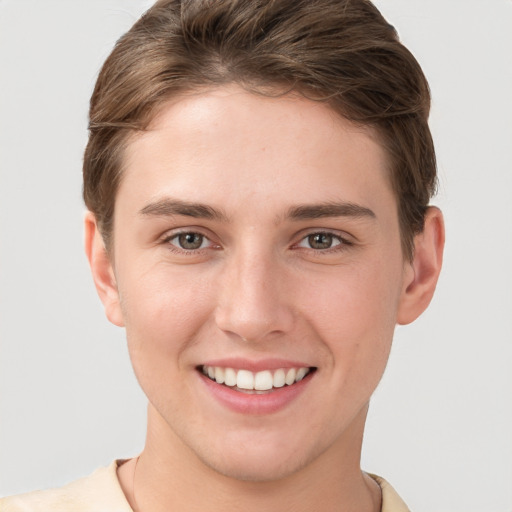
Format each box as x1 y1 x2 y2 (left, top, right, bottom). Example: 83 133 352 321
298 232 343 250
168 232 210 251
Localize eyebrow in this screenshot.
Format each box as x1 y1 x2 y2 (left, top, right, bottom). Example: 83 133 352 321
286 202 376 221
139 198 228 222
139 198 376 223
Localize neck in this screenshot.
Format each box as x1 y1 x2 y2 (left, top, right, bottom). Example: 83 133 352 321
119 404 381 512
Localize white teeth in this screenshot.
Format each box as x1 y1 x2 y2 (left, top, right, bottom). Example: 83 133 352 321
214 367 225 384
254 370 273 391
224 367 237 387
273 368 285 388
285 368 297 385
295 367 308 382
237 370 254 390
202 365 312 391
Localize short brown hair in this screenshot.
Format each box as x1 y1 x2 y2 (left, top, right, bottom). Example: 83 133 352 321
83 0 437 259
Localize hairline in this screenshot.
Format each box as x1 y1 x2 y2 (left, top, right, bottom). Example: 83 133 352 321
99 83 414 260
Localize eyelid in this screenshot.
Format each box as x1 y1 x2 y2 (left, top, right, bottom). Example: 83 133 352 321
296 233 341 249
293 229 354 251
160 227 220 252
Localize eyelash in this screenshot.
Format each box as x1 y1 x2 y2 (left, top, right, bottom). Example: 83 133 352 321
162 229 352 255
163 230 217 253
294 231 352 253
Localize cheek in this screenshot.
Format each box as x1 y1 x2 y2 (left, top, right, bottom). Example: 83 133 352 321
301 256 403 377
307 260 401 329
117 264 215 369
116 266 218 416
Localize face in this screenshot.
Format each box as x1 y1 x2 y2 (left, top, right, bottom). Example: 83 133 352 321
103 86 414 481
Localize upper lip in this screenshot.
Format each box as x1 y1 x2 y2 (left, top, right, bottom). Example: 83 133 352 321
199 358 314 372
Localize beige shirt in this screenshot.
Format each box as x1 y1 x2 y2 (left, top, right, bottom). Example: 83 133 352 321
0 462 410 512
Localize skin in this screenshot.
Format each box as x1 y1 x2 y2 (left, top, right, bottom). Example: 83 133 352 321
85 86 444 512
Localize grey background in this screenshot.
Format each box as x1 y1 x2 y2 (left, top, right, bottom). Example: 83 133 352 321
1 1 511 511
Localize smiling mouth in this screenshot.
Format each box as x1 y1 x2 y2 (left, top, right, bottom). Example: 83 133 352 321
199 365 316 394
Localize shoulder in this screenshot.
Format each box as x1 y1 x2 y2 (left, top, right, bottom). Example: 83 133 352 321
0 461 132 512
369 474 411 512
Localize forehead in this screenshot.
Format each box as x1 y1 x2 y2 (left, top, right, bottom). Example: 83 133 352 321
118 86 394 217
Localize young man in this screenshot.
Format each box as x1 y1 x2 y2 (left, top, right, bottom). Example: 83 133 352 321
1 0 444 510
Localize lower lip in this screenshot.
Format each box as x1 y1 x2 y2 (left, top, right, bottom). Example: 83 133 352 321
199 371 314 415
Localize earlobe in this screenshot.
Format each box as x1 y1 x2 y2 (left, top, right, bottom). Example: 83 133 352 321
397 207 445 325
84 212 125 327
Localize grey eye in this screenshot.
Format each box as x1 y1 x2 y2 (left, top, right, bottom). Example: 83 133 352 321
176 232 205 250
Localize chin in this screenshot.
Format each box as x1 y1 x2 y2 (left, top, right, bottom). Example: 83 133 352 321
199 449 311 483
187 427 327 483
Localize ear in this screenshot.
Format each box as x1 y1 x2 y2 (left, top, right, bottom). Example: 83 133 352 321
84 211 124 327
397 207 445 325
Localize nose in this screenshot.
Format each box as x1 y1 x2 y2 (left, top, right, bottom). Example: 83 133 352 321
214 247 294 343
